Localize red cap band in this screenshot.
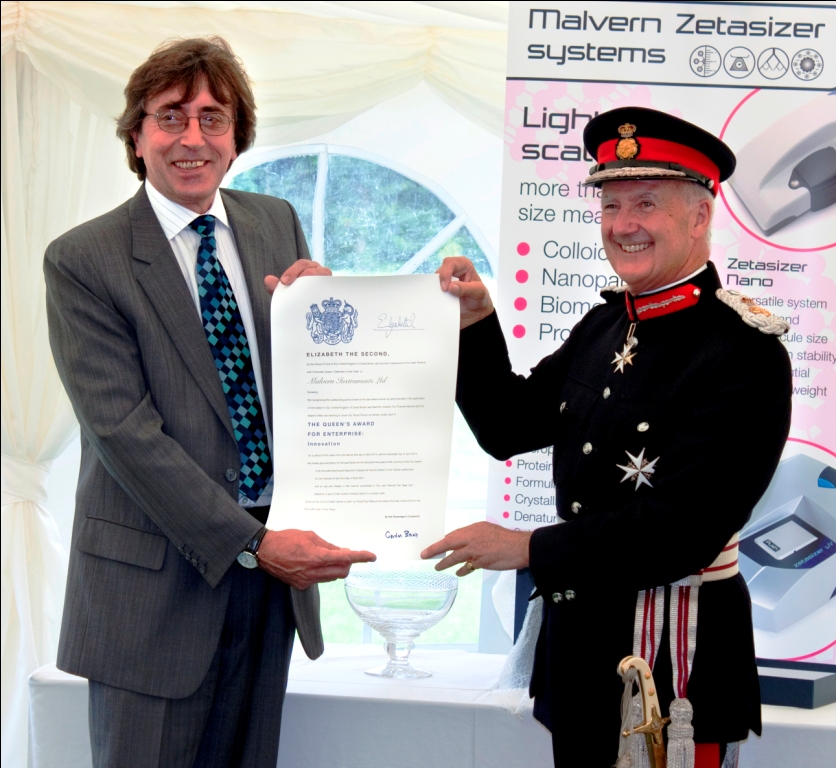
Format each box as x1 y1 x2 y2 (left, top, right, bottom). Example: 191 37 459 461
598 137 721 192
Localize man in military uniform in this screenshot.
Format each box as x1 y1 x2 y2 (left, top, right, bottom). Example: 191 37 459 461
422 107 792 768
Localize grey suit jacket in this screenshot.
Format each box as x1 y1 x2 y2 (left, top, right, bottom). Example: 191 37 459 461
45 185 324 699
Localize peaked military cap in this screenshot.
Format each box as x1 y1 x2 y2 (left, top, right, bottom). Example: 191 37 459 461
582 107 736 196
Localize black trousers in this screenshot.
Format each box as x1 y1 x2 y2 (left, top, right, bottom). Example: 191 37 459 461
89 563 294 768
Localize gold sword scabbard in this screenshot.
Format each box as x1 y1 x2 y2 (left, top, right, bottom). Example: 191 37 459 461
618 656 670 768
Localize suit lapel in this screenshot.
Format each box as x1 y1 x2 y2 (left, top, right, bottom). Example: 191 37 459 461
222 191 274 428
129 187 236 441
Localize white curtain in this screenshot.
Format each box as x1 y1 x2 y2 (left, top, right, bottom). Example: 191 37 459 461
0 2 507 765
0 48 141 767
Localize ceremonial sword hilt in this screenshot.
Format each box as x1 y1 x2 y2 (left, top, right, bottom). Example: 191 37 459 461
618 655 670 768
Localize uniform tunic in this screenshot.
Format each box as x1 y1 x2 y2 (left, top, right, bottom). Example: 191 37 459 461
456 263 792 765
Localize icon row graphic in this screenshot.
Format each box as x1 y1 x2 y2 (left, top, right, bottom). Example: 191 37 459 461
690 46 823 82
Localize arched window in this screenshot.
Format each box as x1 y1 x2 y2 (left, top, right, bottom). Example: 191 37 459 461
227 147 492 648
228 145 495 279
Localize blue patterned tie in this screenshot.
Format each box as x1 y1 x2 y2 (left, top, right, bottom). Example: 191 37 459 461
190 215 272 502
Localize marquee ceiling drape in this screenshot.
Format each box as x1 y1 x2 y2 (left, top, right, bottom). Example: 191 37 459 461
0 3 508 766
2 1 508 140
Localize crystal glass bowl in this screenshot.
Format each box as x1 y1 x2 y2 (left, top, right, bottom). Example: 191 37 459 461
344 570 458 678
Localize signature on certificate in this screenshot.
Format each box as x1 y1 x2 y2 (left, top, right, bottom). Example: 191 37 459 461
375 313 424 337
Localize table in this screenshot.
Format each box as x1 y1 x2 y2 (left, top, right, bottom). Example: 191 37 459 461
29 645 835 768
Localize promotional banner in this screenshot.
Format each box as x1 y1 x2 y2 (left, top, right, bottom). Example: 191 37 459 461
494 1 835 665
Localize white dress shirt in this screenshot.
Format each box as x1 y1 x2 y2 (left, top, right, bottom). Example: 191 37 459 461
145 180 273 507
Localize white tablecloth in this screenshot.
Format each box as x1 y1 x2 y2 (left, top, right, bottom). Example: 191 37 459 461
29 645 836 768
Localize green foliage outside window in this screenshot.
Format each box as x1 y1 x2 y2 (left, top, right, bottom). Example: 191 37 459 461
414 226 493 277
324 156 455 274
229 154 317 245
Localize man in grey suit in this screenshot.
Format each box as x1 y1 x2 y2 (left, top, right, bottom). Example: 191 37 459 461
44 37 375 768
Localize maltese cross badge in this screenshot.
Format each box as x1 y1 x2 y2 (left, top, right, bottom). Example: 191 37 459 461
617 448 659 490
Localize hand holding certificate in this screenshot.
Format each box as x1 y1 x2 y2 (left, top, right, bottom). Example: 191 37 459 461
268 273 460 559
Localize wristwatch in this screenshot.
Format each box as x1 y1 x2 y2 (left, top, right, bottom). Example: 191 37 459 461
237 526 267 569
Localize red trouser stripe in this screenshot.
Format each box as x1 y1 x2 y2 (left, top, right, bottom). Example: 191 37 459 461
695 743 720 768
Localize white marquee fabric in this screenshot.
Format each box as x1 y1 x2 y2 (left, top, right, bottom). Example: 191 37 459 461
0 3 508 765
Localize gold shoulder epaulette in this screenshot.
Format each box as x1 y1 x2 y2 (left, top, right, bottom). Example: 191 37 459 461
715 289 789 335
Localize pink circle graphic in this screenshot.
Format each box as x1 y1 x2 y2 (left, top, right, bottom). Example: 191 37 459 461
719 89 836 253
514 297 528 311
503 511 510 519
504 494 510 501
512 325 526 338
504 477 511 485
505 460 513 467
517 242 531 256
515 270 529 283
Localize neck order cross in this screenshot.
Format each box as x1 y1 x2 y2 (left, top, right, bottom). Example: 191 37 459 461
612 283 703 374
190 214 272 502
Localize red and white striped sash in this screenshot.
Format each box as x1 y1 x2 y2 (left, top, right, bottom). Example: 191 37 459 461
629 534 741 768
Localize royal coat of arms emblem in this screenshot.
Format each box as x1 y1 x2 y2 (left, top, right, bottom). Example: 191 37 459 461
307 297 358 344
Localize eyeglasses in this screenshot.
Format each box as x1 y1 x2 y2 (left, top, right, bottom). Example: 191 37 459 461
145 109 234 136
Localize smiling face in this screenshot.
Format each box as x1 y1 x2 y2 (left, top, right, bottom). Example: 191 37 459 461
132 81 237 213
600 180 713 295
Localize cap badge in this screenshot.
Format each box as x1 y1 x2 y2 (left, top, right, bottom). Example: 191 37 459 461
616 122 639 160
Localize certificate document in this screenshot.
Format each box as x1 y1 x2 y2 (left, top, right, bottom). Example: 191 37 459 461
267 275 460 558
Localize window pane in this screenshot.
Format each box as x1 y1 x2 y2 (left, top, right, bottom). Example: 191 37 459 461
418 564 481 644
324 155 455 274
413 226 493 277
228 154 318 246
448 408 489 506
318 580 362 643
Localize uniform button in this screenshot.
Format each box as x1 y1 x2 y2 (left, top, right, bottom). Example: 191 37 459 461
565 590 576 601
571 501 582 513
560 402 567 413
225 469 238 482
551 592 564 603
198 564 206 575
191 558 198 567
602 387 611 399
637 422 649 432
582 442 593 454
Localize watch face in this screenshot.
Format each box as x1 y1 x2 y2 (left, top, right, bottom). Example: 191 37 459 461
237 551 258 569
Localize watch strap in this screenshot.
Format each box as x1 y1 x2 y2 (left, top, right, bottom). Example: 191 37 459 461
245 526 268 557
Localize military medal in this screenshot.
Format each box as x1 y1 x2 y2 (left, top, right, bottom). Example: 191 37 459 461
612 322 638 373
611 283 706 374
617 447 658 490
